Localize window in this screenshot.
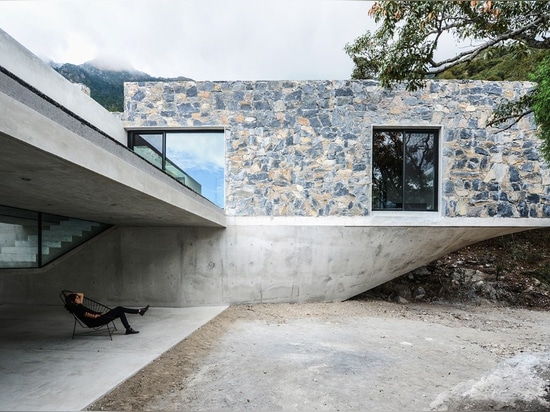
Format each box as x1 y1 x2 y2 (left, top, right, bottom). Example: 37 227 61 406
372 129 438 211
0 205 109 269
128 130 225 208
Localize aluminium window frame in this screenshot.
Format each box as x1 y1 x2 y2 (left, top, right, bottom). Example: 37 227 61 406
128 129 226 167
371 126 441 213
127 128 226 207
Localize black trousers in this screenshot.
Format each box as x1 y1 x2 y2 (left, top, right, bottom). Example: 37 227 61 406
87 306 139 330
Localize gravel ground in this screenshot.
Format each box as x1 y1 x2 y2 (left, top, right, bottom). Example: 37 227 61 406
88 299 550 411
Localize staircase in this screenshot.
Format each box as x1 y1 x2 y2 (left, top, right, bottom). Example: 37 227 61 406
0 218 108 268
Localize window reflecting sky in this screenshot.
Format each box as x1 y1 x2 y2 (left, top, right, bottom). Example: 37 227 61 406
166 132 225 208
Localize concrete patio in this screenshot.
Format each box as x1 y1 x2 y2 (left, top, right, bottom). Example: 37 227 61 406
0 303 227 411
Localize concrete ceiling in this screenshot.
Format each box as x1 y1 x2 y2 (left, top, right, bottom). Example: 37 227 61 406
0 131 225 227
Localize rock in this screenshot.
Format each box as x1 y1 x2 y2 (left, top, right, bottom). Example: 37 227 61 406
412 267 432 277
414 287 426 300
474 280 485 291
482 283 498 300
472 270 487 282
451 270 464 282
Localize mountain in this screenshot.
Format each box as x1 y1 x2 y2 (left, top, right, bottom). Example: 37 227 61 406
52 61 192 112
438 47 550 81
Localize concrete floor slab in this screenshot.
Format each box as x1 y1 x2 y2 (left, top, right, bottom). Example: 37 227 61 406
0 303 227 411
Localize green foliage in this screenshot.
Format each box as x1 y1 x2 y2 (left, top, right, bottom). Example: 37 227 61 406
488 226 550 249
438 48 550 81
489 54 550 158
346 1 550 160
529 56 550 159
346 1 550 88
485 228 550 286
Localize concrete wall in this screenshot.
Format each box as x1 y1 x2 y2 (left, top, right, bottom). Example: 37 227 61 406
0 222 537 306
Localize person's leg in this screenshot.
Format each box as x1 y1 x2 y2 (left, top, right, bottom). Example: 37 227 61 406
100 306 137 330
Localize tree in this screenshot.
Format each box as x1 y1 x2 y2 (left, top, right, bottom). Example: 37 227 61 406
527 56 550 158
345 1 550 158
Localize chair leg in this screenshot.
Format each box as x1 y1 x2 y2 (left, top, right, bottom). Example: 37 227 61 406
107 322 113 340
68 316 118 340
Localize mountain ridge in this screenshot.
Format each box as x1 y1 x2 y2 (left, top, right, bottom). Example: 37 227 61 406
51 61 192 112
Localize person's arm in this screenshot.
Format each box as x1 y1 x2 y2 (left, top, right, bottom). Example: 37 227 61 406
75 293 103 317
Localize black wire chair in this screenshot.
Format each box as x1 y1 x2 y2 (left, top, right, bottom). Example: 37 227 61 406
60 290 117 340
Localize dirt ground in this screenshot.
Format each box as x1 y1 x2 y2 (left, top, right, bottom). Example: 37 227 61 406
87 300 550 411
88 229 550 411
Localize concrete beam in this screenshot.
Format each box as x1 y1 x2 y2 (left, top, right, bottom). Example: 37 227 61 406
0 29 127 145
0 91 225 226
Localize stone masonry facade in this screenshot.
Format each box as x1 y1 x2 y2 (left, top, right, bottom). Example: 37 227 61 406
122 80 550 218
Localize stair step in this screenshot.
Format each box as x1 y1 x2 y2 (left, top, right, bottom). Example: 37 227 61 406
29 232 82 242
0 214 108 268
0 261 37 268
0 252 37 263
2 246 49 254
16 240 62 248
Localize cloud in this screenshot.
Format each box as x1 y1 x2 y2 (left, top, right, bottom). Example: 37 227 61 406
166 131 225 170
0 0 374 80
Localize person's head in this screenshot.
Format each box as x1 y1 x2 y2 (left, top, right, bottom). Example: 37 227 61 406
65 293 77 305
64 293 78 312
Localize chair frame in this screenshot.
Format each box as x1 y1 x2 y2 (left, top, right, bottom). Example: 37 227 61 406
60 290 118 340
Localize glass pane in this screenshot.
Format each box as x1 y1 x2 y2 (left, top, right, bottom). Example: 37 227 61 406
0 206 110 268
166 131 225 208
404 131 437 211
372 130 403 210
132 133 163 169
0 206 39 268
41 215 109 265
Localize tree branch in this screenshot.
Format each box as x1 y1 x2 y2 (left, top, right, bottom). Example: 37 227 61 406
427 14 547 73
517 35 550 49
487 109 533 131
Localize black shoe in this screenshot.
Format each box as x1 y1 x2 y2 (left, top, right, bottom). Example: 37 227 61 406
125 328 139 335
139 305 150 316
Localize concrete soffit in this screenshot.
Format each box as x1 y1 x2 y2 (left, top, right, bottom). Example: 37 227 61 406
0 30 225 227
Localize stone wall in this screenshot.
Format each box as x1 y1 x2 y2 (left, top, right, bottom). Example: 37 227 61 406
123 80 549 218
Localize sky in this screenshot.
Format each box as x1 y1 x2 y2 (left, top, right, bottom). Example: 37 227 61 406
0 0 461 208
0 0 377 81
0 0 380 208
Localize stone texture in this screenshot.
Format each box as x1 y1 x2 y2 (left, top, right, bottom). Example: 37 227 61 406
122 79 549 219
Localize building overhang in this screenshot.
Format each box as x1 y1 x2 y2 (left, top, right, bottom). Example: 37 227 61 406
0 29 225 228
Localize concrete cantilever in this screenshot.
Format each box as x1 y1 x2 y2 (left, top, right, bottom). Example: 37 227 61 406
218 216 542 303
0 29 224 227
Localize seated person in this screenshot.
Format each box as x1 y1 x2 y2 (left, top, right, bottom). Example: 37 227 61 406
64 292 149 335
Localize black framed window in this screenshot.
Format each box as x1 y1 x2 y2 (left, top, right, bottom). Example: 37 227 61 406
0 205 110 269
372 129 438 211
128 130 225 208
